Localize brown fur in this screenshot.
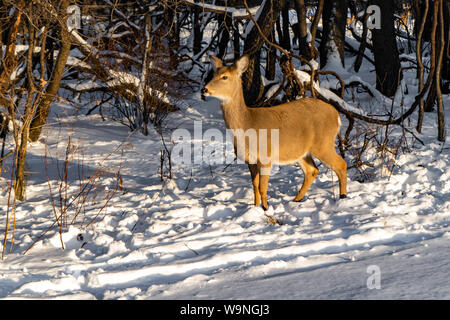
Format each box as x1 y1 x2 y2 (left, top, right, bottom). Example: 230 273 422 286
203 55 347 210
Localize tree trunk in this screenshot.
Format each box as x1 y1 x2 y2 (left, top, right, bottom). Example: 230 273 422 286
0 1 25 93
276 17 284 47
309 0 324 59
319 0 347 69
281 3 291 51
353 7 370 73
233 20 241 60
369 0 402 97
217 13 232 59
294 0 311 60
266 31 276 81
442 0 450 81
137 13 152 136
415 0 434 42
15 97 32 201
436 0 445 141
424 0 439 113
165 3 178 67
192 6 202 55
242 0 285 106
29 0 71 142
46 28 56 80
13 11 39 201
416 0 429 133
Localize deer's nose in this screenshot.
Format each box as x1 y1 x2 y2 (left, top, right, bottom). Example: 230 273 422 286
201 87 208 94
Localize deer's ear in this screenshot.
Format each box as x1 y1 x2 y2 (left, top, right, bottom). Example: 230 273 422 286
235 54 249 76
209 55 223 71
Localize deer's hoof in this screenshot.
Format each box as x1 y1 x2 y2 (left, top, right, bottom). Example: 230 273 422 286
339 194 347 199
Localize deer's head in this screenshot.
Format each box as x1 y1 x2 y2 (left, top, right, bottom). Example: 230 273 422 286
201 55 249 103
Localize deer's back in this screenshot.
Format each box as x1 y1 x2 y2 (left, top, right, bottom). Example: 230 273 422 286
248 98 340 133
246 98 341 163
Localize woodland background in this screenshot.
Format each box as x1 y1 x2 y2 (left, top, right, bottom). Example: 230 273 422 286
0 0 449 247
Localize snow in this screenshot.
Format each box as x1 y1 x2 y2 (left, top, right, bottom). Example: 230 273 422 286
183 0 261 19
243 0 267 37
295 69 364 115
0 85 449 299
0 11 449 301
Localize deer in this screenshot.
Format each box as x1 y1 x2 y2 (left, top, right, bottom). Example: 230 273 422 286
201 54 347 211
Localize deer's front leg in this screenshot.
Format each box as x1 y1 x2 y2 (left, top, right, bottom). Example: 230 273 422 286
248 164 260 206
258 163 272 211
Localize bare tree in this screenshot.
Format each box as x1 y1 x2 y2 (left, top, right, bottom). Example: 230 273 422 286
319 0 347 69
293 0 311 60
242 0 286 105
29 0 71 142
370 0 402 97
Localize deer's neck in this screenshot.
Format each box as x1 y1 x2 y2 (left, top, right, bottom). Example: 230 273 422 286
220 88 250 130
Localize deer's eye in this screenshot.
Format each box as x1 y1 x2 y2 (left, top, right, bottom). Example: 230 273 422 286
221 76 228 80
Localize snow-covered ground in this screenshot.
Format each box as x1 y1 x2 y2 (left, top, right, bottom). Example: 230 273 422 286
1 13 449 299
0 86 448 299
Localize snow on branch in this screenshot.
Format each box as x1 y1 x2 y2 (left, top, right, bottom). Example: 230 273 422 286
67 29 173 106
182 0 260 19
294 70 365 116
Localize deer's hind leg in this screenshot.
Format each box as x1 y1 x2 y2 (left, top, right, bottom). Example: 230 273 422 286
248 164 261 206
314 147 347 198
294 154 319 202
